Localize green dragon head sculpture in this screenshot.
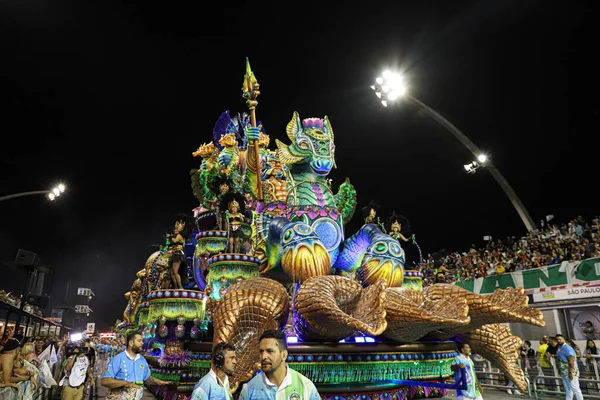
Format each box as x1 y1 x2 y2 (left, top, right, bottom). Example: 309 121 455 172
276 111 336 176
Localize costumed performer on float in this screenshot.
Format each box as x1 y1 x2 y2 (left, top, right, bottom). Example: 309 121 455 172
166 213 194 289
100 332 170 399
218 192 249 254
386 212 415 243
191 342 237 400
239 330 320 400
361 200 385 231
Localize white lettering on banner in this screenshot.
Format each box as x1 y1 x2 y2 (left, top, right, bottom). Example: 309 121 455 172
456 257 600 295
533 285 600 302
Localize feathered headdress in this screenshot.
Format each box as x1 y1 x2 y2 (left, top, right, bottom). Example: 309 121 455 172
174 213 195 239
386 211 410 234
213 110 265 151
218 191 247 214
361 200 381 220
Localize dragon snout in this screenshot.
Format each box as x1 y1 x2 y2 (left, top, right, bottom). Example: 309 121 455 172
311 159 333 174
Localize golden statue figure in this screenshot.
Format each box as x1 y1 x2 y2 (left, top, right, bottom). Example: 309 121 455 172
165 214 194 289
219 192 249 254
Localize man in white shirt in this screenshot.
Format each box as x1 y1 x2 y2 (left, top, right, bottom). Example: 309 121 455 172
191 342 237 400
60 347 94 400
239 330 320 400
451 342 483 400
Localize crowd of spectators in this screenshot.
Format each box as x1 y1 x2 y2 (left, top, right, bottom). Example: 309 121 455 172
0 333 64 398
518 334 600 396
421 215 600 286
0 290 43 317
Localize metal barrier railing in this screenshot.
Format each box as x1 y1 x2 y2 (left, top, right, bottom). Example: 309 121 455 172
533 375 600 400
475 371 532 398
471 353 600 399
5 350 600 399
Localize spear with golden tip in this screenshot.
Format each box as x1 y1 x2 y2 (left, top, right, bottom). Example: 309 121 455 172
242 57 263 200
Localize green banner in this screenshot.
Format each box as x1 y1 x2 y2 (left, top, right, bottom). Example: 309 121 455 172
454 257 600 294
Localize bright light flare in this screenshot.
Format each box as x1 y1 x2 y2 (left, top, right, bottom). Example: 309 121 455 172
70 333 83 342
48 182 66 201
464 161 480 174
372 70 407 105
477 154 488 163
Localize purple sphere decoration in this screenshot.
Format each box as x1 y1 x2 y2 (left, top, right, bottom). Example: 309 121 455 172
190 325 200 339
177 316 186 325
158 324 169 338
175 324 186 338
193 318 202 326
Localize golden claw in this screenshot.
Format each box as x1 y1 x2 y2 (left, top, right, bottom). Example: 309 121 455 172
293 276 388 341
424 284 545 338
383 286 470 342
211 277 289 387
458 324 528 393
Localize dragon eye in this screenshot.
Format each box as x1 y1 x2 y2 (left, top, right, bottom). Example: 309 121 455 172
375 242 387 253
298 142 309 149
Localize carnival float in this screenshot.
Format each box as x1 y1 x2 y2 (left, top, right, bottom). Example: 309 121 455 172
116 60 545 400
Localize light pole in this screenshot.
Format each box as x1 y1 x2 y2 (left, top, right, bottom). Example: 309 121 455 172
371 70 537 233
0 183 66 202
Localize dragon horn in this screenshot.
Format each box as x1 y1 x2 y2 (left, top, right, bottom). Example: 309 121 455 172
324 115 336 168
324 115 334 142
276 139 303 164
286 111 301 142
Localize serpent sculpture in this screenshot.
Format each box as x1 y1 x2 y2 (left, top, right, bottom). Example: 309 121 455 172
119 62 544 399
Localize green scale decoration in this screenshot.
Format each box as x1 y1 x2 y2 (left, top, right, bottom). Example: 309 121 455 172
289 359 453 385
147 293 207 323
195 231 228 255
205 254 261 300
401 271 424 292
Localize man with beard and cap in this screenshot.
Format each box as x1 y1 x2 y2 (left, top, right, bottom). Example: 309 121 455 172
100 332 169 397
191 342 237 400
451 342 483 400
239 330 320 400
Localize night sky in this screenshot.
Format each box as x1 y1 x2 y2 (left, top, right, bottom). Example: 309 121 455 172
1 1 598 331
